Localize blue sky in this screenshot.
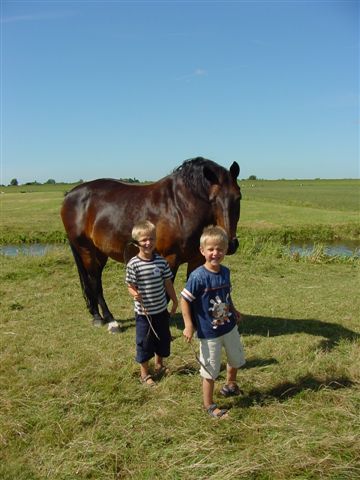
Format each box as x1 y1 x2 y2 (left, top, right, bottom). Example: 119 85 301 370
1 0 359 184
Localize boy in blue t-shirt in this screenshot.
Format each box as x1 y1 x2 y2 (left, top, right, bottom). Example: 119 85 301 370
181 226 245 418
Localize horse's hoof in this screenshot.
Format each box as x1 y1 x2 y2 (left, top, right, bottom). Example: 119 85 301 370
103 315 115 324
107 320 121 334
92 317 104 327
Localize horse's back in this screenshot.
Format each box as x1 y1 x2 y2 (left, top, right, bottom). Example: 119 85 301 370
61 178 166 260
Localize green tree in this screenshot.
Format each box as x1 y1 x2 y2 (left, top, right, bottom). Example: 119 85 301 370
248 175 257 180
10 178 18 186
45 179 56 184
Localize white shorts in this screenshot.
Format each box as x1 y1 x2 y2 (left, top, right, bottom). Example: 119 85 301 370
199 326 245 380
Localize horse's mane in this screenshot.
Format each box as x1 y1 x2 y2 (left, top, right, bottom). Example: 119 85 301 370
172 157 225 199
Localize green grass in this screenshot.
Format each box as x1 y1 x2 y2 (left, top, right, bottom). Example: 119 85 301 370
1 247 359 479
0 190 68 243
0 180 359 244
240 179 360 211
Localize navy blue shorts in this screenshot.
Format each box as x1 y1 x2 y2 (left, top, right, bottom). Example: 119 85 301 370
135 310 172 364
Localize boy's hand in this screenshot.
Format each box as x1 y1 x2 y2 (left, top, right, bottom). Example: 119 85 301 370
234 309 243 325
169 298 178 316
128 284 142 301
183 325 194 342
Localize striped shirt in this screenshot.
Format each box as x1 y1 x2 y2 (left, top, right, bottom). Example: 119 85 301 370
125 253 173 315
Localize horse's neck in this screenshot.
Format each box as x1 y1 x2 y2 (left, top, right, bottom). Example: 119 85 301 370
171 177 214 225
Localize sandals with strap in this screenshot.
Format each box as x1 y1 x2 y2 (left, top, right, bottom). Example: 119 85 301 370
154 366 170 378
220 383 242 397
140 374 156 387
207 403 228 419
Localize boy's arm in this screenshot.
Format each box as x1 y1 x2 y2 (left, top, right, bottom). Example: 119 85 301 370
181 296 195 342
127 283 142 301
229 296 242 325
164 278 178 316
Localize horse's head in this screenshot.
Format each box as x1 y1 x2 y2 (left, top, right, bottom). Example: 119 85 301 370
175 157 241 255
204 161 241 255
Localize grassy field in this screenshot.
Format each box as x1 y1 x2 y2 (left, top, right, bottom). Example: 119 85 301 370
1 246 359 479
1 179 359 478
0 179 359 244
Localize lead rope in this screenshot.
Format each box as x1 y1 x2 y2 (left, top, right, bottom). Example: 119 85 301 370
139 298 161 341
188 339 214 380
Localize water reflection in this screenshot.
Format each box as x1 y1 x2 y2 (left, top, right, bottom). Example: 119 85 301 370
289 240 359 258
0 244 57 256
0 241 359 258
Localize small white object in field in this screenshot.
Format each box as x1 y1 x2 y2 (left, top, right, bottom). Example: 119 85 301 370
107 321 121 333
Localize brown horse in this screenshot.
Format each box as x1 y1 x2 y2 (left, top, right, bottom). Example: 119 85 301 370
61 157 241 325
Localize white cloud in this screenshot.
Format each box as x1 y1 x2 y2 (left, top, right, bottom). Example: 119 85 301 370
177 68 208 82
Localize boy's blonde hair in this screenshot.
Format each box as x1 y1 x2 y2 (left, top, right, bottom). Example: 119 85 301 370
200 225 228 250
131 220 156 241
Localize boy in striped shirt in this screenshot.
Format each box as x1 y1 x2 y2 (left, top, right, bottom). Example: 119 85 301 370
126 221 178 386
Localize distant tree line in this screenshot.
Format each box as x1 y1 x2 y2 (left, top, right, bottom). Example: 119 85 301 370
7 177 140 186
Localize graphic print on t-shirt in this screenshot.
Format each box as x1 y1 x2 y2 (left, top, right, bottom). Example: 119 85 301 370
208 293 232 329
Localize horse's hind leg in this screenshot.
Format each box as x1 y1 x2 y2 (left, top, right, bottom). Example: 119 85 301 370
91 250 115 324
87 271 114 325
69 242 108 326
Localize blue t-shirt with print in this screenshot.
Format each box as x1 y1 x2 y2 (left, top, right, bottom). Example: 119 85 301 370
181 265 236 339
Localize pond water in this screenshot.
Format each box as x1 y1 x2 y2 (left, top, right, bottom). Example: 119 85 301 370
289 240 359 258
1 241 359 258
0 244 59 257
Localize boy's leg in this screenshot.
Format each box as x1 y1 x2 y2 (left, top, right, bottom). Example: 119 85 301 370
203 378 229 418
154 354 170 374
154 354 163 370
220 327 246 396
140 361 155 386
153 311 171 374
226 365 238 387
203 378 215 409
200 338 228 418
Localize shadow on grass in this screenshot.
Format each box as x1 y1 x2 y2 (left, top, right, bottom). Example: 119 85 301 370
115 313 359 352
173 356 279 377
241 314 359 350
232 375 355 408
114 313 183 332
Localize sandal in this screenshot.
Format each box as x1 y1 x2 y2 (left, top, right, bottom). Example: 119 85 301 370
140 374 156 387
154 366 170 378
207 403 228 419
220 383 242 397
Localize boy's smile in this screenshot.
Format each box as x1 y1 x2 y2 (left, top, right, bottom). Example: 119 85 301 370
200 240 226 272
137 234 156 260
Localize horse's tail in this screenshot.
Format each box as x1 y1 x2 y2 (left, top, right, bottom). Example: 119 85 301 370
68 241 93 313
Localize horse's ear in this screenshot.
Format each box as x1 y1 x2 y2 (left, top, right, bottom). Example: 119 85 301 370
203 166 219 186
230 162 240 180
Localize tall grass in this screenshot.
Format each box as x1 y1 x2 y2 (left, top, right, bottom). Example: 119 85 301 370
1 247 359 479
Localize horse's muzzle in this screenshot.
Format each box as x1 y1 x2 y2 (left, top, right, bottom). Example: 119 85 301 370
228 238 239 255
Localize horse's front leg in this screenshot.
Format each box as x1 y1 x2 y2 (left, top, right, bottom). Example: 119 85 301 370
164 254 180 283
186 254 203 279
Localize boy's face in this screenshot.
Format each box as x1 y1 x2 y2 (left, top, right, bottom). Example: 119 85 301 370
137 231 156 259
200 238 226 270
